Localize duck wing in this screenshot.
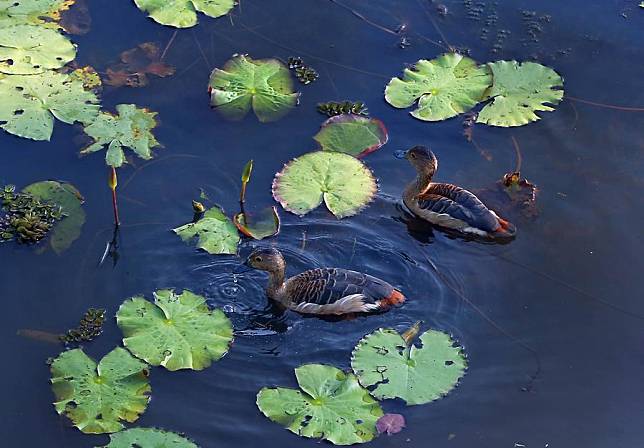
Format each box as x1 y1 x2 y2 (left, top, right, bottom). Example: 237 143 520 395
417 183 500 232
284 268 403 315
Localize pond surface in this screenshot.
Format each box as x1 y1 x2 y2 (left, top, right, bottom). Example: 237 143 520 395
2 0 644 446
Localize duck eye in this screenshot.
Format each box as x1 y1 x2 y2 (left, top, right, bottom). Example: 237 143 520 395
410 153 416 159
254 256 262 262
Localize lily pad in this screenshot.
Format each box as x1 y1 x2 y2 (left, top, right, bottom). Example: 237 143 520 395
80 104 160 167
50 347 151 434
101 428 198 448
0 0 74 28
209 54 300 122
23 180 85 254
233 206 280 240
256 364 383 445
105 42 175 88
351 328 467 405
0 70 100 141
0 24 76 74
272 151 377 218
116 289 233 371
384 53 492 121
476 60 564 127
376 413 406 435
133 0 235 28
313 114 388 158
173 206 240 254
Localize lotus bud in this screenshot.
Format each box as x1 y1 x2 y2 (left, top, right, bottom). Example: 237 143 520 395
192 200 205 213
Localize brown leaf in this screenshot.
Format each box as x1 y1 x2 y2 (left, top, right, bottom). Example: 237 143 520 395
59 0 92 35
105 42 175 88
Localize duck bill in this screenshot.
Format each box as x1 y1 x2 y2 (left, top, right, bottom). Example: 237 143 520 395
393 150 408 159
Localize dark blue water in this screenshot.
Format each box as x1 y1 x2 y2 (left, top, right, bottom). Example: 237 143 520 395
2 0 644 446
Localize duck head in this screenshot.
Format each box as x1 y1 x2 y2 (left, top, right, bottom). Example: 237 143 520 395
394 145 438 179
244 247 286 273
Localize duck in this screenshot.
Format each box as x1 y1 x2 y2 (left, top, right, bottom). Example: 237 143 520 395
395 145 516 238
244 248 405 315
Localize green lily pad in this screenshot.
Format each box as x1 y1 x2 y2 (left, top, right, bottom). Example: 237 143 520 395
209 54 300 123
0 70 100 141
173 206 240 254
272 151 377 218
233 206 280 240
476 60 564 127
101 428 198 448
0 0 73 28
23 180 85 254
80 104 160 167
0 24 76 74
256 364 384 445
50 347 151 434
313 114 388 158
116 289 233 371
351 328 467 405
384 53 492 121
133 0 235 28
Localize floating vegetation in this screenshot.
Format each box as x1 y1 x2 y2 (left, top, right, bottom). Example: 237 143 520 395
272 151 377 219
117 289 233 371
287 56 319 84
351 325 467 405
476 171 539 219
101 427 198 448
376 413 406 435
50 347 151 434
234 206 280 240
173 206 240 255
317 100 369 117
133 0 235 28
105 42 175 88
60 308 106 343
313 114 388 158
256 364 383 445
0 0 74 28
80 104 161 167
0 24 76 74
385 53 492 122
58 0 91 35
69 65 102 90
0 70 100 141
0 185 64 244
209 54 300 122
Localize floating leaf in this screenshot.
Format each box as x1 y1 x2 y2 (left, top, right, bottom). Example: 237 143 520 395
0 70 100 141
256 364 383 445
173 206 240 254
117 289 233 371
0 0 74 28
384 53 492 121
208 54 300 122
0 24 76 74
59 0 90 34
81 104 160 167
69 65 102 89
476 60 564 127
272 151 376 218
50 347 151 434
23 180 86 254
351 327 467 405
133 0 235 28
101 428 198 448
234 206 280 240
376 414 406 435
105 42 175 88
313 114 388 158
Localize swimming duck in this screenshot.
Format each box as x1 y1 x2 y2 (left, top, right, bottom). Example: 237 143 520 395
244 248 405 315
395 146 516 238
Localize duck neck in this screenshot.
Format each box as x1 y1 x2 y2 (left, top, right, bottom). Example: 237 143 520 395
266 268 286 299
409 171 433 196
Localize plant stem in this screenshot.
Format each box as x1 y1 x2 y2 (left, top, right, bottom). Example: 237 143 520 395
112 187 120 227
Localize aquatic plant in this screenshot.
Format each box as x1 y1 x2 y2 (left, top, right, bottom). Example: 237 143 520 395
385 52 492 121
287 56 319 84
317 100 369 117
272 151 377 218
133 0 235 28
234 206 281 240
50 347 151 434
108 167 120 226
256 364 383 445
0 70 100 141
376 414 406 435
313 114 388 157
105 42 175 88
100 427 198 448
351 325 467 405
173 206 240 254
0 24 76 74
0 185 64 244
117 289 233 371
60 308 106 343
208 54 300 122
0 0 74 28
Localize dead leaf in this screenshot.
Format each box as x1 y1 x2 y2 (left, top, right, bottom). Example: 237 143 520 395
105 42 175 88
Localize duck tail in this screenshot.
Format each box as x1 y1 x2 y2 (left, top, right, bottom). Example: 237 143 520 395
493 218 517 238
379 289 406 309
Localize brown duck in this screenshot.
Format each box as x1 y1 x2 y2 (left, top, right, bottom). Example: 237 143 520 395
395 145 516 238
244 248 405 315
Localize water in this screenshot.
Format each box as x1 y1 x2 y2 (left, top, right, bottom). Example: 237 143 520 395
1 0 643 446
